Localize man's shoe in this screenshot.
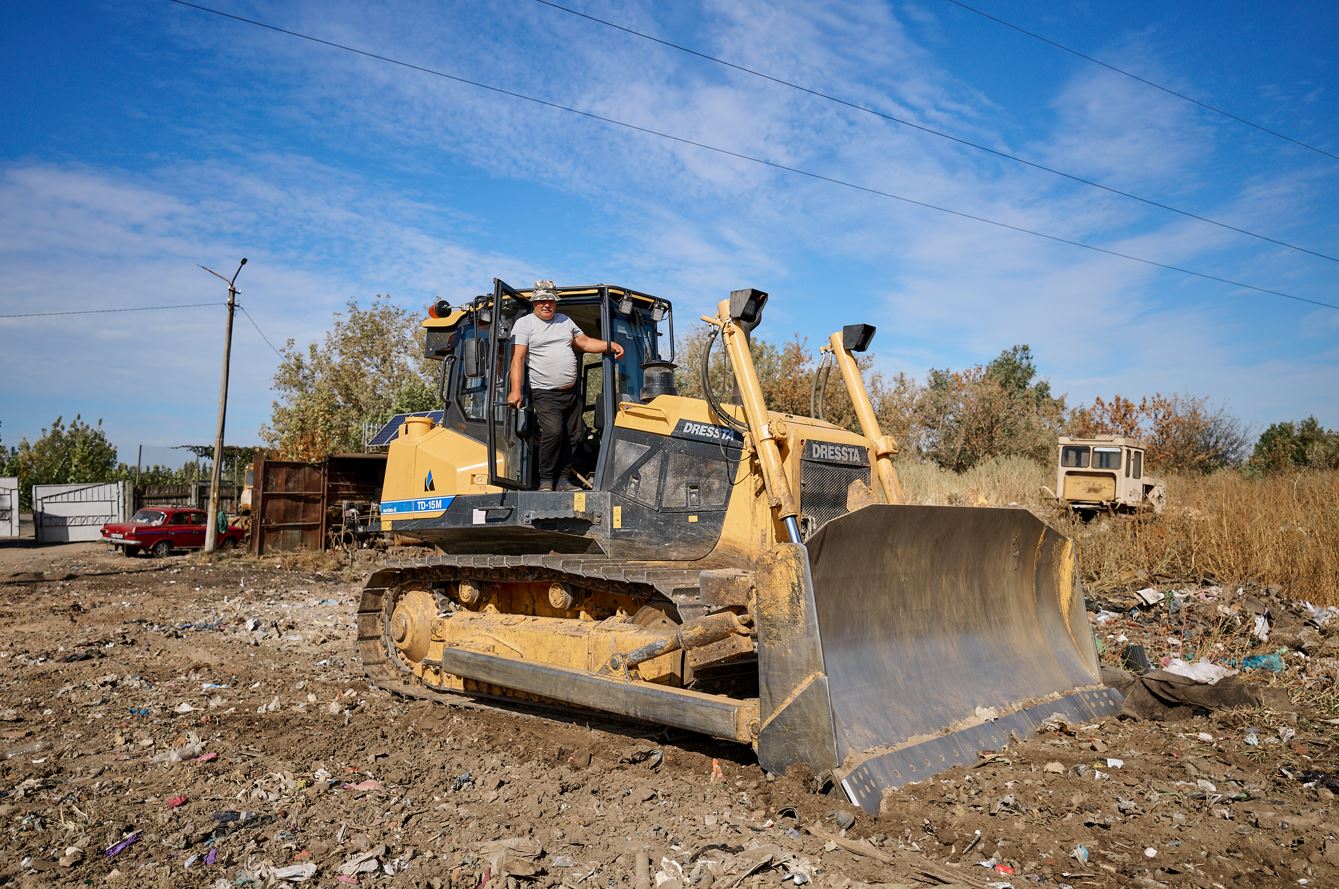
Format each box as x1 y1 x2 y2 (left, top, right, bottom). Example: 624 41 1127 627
538 480 555 492
556 478 581 492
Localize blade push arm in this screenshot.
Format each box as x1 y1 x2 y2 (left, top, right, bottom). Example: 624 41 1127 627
704 295 802 544
825 330 904 505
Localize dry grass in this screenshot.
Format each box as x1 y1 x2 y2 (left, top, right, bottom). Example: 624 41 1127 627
896 459 1339 605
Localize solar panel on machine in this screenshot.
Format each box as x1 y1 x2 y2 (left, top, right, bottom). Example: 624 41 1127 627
368 411 444 447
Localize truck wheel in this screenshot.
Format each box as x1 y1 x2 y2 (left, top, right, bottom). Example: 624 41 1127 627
151 540 172 558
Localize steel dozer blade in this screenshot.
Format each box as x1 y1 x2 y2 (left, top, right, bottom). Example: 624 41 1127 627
755 503 1122 814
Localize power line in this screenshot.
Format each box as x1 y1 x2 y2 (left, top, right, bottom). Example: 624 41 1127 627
939 0 1339 163
168 1 1339 312
531 0 1339 265
0 302 219 319
238 304 284 356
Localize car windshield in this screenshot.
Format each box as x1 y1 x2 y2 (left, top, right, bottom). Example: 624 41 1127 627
131 509 166 525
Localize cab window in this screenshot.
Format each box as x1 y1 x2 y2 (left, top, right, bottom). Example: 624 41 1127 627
452 326 489 422
1061 445 1090 468
1093 447 1121 470
1133 451 1143 479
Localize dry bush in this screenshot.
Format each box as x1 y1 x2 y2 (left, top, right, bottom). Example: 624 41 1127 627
1070 470 1339 604
896 456 1050 508
894 460 1339 605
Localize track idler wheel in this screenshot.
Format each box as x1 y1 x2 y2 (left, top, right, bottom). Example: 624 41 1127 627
389 588 438 664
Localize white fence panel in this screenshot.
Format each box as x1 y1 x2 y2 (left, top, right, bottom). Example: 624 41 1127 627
0 478 17 539
33 482 128 543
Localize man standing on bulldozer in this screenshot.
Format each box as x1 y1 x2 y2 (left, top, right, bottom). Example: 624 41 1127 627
507 281 624 492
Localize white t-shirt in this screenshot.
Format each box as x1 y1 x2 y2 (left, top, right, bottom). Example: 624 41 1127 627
511 312 583 390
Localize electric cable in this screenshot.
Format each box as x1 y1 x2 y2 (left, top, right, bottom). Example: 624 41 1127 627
237 304 284 356
0 302 219 319
531 0 1339 264
167 1 1339 312
938 0 1339 163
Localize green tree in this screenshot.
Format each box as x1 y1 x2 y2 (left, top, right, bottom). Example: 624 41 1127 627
264 296 438 460
5 415 119 508
915 345 1066 472
1250 417 1339 472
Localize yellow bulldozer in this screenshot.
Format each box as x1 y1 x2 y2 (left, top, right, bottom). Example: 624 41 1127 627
361 280 1120 813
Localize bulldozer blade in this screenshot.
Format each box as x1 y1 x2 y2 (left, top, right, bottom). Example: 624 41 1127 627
755 504 1121 814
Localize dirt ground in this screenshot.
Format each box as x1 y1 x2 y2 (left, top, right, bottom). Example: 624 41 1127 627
0 543 1335 889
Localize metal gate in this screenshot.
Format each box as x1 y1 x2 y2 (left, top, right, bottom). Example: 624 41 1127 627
0 478 18 539
249 455 388 554
33 482 129 543
251 459 326 554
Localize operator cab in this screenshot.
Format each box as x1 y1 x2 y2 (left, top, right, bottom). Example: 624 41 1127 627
431 279 676 492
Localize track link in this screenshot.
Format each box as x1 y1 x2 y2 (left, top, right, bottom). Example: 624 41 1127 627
357 553 732 705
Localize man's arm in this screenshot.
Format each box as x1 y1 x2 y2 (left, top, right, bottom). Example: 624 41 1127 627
573 332 624 359
507 344 528 407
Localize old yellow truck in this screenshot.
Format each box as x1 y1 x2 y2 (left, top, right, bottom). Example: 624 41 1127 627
1051 435 1166 517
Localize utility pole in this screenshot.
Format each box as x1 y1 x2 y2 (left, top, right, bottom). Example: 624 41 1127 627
200 258 246 553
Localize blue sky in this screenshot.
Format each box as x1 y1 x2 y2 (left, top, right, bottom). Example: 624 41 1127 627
2 0 1336 463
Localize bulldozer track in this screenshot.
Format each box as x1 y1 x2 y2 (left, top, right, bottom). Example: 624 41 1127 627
357 552 732 707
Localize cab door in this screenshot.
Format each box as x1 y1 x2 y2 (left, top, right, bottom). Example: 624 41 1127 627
485 279 537 489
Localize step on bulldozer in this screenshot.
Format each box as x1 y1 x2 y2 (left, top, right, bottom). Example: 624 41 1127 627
361 280 1121 813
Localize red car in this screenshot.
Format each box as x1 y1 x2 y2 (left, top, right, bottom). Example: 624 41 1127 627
100 506 245 557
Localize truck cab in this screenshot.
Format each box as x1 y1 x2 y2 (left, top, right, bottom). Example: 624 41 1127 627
1056 435 1165 517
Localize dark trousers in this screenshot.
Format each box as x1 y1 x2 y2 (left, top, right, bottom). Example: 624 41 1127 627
531 387 584 483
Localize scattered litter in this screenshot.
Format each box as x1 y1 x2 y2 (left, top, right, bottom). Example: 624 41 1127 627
1144 847 1158 858
1135 588 1162 607
1073 845 1089 864
167 794 189 809
710 758 724 783
271 862 319 881
1105 758 1125 769
338 846 385 876
1122 643 1152 674
1161 658 1236 685
104 832 140 857
620 747 664 769
1241 652 1285 672
1302 602 1338 628
1252 614 1271 641
1244 729 1260 747
341 778 383 792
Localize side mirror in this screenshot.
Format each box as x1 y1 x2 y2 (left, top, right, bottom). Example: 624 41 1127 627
462 338 484 378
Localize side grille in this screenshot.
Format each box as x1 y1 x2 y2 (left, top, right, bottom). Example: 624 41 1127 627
800 460 870 537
